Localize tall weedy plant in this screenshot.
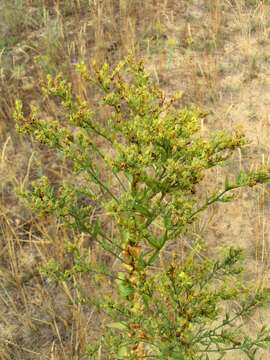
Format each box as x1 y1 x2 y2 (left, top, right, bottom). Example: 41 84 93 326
14 56 270 359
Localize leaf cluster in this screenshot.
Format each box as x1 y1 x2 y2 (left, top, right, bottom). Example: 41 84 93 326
14 56 270 359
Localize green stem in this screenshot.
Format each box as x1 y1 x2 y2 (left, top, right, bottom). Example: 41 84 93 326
86 166 119 203
89 141 127 192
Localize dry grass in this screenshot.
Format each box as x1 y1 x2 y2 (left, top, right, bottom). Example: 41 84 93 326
1 0 270 358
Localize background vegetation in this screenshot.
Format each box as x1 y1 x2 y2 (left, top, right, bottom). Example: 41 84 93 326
1 0 270 359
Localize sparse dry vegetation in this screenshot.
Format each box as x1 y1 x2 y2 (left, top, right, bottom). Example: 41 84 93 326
1 1 270 359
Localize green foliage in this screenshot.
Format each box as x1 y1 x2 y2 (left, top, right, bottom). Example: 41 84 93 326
14 55 270 358
99 248 270 359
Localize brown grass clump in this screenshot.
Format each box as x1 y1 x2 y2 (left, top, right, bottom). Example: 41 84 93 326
1 0 270 358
